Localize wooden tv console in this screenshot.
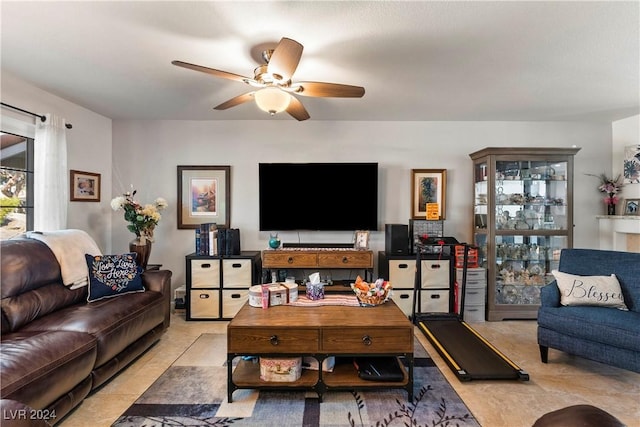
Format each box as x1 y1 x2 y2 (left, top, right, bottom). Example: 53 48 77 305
262 249 374 281
227 300 414 402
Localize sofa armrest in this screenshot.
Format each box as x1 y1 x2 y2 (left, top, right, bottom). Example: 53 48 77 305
540 281 561 307
142 269 172 295
142 269 172 330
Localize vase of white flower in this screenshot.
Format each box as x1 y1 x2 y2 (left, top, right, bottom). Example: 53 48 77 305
111 189 168 269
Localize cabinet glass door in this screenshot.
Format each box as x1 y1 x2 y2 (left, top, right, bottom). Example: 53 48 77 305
495 160 569 232
494 234 566 305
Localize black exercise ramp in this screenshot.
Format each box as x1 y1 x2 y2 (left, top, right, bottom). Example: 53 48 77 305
412 241 528 382
417 314 529 381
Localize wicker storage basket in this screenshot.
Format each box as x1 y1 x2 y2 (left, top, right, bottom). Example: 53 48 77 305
351 284 392 307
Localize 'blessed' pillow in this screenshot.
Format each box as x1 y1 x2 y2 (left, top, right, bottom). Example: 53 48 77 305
552 270 628 310
85 253 145 302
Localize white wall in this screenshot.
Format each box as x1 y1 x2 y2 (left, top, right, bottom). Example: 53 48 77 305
1 72 114 250
112 119 612 290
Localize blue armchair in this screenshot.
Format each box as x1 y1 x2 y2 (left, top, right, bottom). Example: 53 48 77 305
537 248 640 373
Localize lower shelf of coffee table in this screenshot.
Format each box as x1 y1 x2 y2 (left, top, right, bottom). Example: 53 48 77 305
230 355 410 398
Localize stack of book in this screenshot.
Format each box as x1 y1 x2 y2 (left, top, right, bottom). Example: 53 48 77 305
195 223 218 256
195 224 241 256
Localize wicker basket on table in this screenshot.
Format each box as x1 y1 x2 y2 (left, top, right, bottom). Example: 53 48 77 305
351 282 392 307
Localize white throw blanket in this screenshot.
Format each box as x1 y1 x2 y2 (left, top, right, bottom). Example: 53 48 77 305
26 229 102 289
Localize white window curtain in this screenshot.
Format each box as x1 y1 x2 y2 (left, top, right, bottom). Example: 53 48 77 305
34 113 68 230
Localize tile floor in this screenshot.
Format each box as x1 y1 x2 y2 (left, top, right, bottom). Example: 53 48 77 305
58 311 640 427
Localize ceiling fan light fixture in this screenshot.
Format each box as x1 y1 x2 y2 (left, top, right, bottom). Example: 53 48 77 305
255 87 291 115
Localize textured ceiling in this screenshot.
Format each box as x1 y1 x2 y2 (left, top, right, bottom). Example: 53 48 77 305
1 1 638 122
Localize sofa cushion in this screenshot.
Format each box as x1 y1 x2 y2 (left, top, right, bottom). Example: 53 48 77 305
85 253 144 302
21 290 165 367
538 305 640 352
551 270 628 310
557 249 640 312
1 239 87 334
0 330 96 410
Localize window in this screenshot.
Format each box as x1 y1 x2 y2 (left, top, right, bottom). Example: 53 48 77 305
1 132 34 240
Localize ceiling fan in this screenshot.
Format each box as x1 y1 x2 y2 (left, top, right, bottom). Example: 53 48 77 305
172 37 365 121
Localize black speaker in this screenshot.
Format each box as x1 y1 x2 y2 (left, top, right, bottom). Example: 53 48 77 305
385 224 408 255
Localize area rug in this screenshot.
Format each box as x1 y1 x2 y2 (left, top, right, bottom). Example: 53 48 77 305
112 333 479 427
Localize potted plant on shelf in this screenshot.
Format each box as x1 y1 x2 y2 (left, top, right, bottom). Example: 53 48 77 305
588 173 624 215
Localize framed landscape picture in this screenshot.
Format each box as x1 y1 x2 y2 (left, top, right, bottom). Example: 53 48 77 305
411 169 447 220
177 165 230 229
70 170 100 202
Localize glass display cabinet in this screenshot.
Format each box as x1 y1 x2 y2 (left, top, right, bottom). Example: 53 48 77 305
469 147 581 320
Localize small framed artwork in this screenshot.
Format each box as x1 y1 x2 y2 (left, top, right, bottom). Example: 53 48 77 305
623 145 640 184
178 165 231 229
354 230 370 250
411 169 447 220
70 170 100 202
623 198 640 216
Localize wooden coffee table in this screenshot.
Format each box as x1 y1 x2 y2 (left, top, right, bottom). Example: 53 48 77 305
227 300 414 402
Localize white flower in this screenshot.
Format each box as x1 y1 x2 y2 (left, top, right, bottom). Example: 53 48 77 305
111 188 168 242
110 196 126 211
155 197 168 210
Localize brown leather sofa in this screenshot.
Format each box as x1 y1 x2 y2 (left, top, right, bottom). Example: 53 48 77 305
0 237 172 426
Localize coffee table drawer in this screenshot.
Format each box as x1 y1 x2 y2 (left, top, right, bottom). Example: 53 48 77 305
318 252 373 268
322 328 413 353
262 252 318 268
228 328 319 353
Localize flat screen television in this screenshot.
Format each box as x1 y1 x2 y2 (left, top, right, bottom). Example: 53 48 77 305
259 162 378 231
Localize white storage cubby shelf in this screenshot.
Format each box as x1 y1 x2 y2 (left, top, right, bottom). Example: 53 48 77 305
185 252 262 321
378 252 454 318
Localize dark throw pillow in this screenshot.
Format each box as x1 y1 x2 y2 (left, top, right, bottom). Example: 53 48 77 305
85 253 144 302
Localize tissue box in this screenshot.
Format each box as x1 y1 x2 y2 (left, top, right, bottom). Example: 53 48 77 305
248 283 298 307
259 357 302 382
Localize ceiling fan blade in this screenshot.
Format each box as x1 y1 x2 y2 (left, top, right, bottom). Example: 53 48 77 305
267 38 303 82
286 96 310 121
172 60 249 83
295 81 365 98
214 92 255 110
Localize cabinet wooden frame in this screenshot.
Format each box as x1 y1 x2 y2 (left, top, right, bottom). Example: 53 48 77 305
469 147 580 321
411 169 446 220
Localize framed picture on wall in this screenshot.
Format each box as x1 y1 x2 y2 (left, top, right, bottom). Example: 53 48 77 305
411 169 447 219
623 145 640 184
177 165 230 229
623 198 640 216
70 170 101 202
